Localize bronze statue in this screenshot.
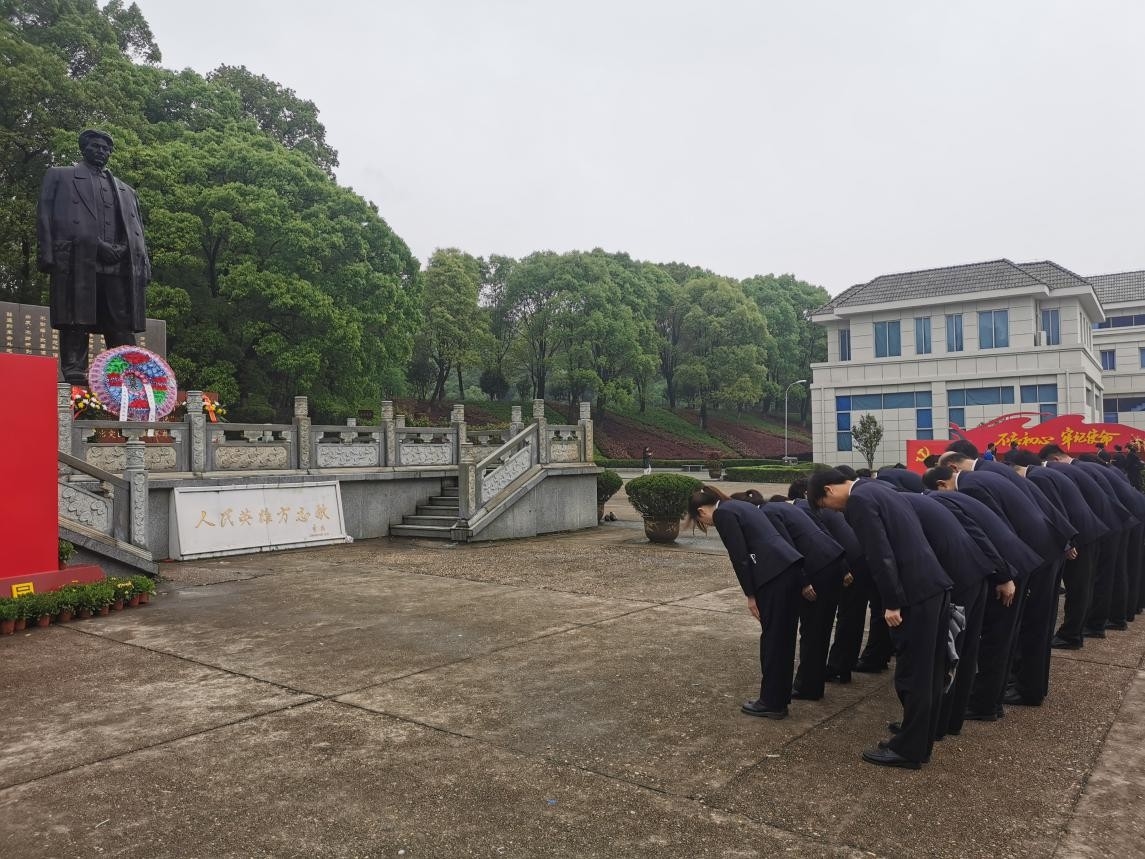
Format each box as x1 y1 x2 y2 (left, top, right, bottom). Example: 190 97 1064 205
37 129 151 385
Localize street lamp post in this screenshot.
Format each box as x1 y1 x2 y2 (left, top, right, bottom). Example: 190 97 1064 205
784 379 808 462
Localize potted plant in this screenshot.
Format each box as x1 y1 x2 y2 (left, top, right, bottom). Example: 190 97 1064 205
90 582 116 616
12 594 31 631
109 577 132 610
624 473 703 544
0 599 16 635
29 593 55 628
705 452 724 480
71 584 96 619
58 539 76 570
130 575 156 604
54 588 76 623
596 469 623 522
71 388 124 442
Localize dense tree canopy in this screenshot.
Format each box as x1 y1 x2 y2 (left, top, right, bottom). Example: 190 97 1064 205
2 0 828 425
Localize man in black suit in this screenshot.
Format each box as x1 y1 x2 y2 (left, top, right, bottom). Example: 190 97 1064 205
689 490 804 719
836 465 893 674
809 471 953 769
37 129 151 384
876 467 926 493
761 501 846 701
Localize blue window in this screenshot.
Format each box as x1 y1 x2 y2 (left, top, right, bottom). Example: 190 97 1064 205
1039 403 1057 421
945 314 963 352
915 317 931 354
1101 350 1116 371
916 429 934 440
835 395 851 411
916 408 932 430
1040 308 1060 345
1140 348 1145 369
1021 384 1058 403
1104 411 1118 424
852 394 883 410
978 310 1009 349
874 321 901 358
949 386 1015 406
916 391 932 407
949 407 965 429
839 328 851 361
883 392 916 409
837 432 853 452
836 412 851 431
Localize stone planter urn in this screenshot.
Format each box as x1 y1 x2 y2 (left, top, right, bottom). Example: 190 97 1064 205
643 517 681 544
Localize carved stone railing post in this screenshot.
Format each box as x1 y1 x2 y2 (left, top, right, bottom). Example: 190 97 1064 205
381 400 395 466
124 437 149 550
187 390 207 474
457 459 478 519
340 416 357 444
578 401 593 463
533 399 549 465
293 396 311 471
451 404 467 465
509 405 523 438
58 383 74 455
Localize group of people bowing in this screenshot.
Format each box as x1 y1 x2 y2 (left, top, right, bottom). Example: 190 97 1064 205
687 439 1145 770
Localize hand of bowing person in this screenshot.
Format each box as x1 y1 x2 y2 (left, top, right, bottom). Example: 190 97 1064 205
842 572 854 587
746 595 760 621
801 584 817 602
996 580 1016 607
884 608 903 628
1065 546 1079 561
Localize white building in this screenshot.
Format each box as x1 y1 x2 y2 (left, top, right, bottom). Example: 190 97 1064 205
809 259 1112 468
1089 270 1145 431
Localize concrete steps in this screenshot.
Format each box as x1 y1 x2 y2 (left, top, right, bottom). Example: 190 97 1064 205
389 477 460 539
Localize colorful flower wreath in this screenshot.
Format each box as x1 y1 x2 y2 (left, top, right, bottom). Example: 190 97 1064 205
88 346 178 422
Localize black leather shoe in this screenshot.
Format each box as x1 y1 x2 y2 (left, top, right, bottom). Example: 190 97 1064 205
853 660 888 674
887 720 902 734
1082 627 1107 639
741 699 788 719
861 746 920 769
825 670 852 684
1051 635 1082 650
963 710 997 722
790 688 822 701
1003 688 1041 706
1106 620 1128 631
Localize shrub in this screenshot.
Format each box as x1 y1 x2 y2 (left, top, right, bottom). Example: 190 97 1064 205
723 464 831 484
0 599 16 622
597 469 623 504
130 575 156 595
624 473 703 520
58 539 76 566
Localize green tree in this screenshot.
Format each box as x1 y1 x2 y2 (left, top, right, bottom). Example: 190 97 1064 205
851 413 884 471
417 248 486 402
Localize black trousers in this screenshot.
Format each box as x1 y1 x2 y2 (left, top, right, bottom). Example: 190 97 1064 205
1134 528 1145 615
938 580 988 738
1087 529 1128 631
886 589 950 764
969 570 1030 715
1013 558 1064 703
826 570 870 675
1056 543 1098 645
57 272 137 385
793 577 843 699
1122 523 1143 621
859 588 894 668
755 571 802 711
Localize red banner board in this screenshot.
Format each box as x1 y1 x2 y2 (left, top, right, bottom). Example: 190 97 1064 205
906 412 1145 473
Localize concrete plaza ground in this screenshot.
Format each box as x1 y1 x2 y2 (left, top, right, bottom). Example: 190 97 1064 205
2 479 1143 857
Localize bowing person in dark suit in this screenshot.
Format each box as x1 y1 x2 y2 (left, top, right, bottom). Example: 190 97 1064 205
923 464 1065 719
924 487 1039 736
808 471 953 769
876 467 926 493
760 500 846 701
1006 450 1109 702
1083 455 1145 626
688 487 804 720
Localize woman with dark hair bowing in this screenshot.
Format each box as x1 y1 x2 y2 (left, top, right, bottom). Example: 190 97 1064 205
688 485 804 720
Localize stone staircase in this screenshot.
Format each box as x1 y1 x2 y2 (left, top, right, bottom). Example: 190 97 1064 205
389 477 460 539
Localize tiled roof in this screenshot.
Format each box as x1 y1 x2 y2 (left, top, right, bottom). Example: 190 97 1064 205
1087 270 1145 305
1017 261 1093 292
820 259 1047 311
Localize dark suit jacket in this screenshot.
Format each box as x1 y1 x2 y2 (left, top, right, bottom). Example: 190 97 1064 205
956 470 1063 563
37 162 150 330
926 489 1042 583
1102 464 1145 521
1073 461 1142 529
712 499 804 597
843 479 952 611
1047 461 1132 530
876 468 925 493
1025 465 1110 546
973 458 1078 548
795 500 867 578
900 492 995 595
762 502 846 589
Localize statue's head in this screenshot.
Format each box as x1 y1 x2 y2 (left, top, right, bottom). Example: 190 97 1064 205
79 128 114 170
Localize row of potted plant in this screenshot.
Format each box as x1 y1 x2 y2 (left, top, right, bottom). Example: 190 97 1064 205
0 576 156 635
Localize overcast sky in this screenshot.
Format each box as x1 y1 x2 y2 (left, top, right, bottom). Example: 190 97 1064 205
132 0 1144 294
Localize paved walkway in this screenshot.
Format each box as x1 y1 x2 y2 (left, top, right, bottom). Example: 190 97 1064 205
2 492 1143 857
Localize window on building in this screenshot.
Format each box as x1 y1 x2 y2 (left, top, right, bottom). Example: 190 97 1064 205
948 386 1015 406
1040 308 1060 346
837 432 853 451
916 408 933 440
948 408 965 432
874 320 901 358
1139 347 1145 369
838 328 851 361
978 310 1010 349
1020 384 1058 403
945 314 963 352
915 317 931 354
1101 350 1116 371
1039 403 1057 421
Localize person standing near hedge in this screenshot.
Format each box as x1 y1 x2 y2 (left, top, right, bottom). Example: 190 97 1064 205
688 486 804 720
642 446 653 476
